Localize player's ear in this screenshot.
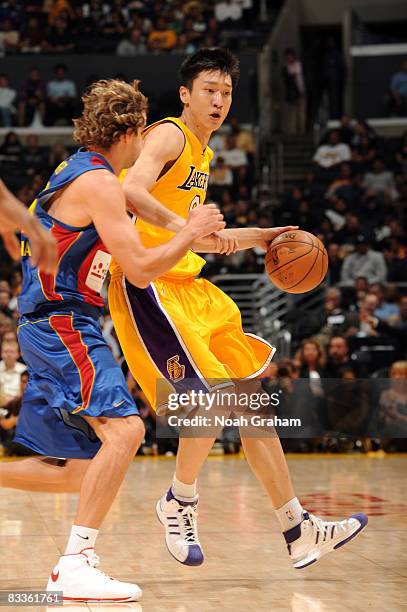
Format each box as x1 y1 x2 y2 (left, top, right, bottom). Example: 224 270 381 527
179 85 190 107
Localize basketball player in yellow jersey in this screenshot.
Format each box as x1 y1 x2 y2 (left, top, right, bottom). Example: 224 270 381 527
109 49 367 569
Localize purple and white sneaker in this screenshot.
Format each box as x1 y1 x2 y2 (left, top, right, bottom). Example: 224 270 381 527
284 511 368 569
156 489 204 566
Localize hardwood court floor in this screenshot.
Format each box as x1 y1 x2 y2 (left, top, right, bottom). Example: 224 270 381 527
0 455 406 612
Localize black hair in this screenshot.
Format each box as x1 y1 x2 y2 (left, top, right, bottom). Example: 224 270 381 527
179 48 240 91
54 63 67 72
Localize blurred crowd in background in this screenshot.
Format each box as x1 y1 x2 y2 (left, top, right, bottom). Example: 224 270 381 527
0 1 406 456
1 112 406 457
0 0 270 56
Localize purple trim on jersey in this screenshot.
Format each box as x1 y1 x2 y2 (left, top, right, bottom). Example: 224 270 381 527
124 280 209 394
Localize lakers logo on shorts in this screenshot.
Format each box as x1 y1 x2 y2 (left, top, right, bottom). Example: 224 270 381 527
167 355 185 381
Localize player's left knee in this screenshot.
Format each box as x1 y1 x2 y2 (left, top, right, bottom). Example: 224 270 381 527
123 414 145 450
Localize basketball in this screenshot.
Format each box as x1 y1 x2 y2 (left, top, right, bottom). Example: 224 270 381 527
265 230 328 294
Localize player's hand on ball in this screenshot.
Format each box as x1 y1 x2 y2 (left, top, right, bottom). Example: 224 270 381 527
212 230 239 255
186 203 225 239
258 226 299 251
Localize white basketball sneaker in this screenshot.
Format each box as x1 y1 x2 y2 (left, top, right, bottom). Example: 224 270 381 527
46 550 142 602
156 488 204 566
284 512 368 569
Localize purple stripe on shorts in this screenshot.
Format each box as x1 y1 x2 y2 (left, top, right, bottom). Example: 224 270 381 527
125 280 208 393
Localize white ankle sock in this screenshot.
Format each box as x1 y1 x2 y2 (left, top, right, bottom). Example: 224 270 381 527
275 497 304 532
64 525 99 555
172 474 197 501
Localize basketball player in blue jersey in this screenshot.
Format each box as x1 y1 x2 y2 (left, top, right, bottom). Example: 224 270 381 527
0 179 57 273
0 79 225 602
115 49 368 570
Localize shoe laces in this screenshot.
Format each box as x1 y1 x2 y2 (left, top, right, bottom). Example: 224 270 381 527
87 552 100 568
86 553 114 582
307 513 350 538
178 504 199 545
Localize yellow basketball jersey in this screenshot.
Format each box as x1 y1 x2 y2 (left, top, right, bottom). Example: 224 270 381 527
111 116 213 280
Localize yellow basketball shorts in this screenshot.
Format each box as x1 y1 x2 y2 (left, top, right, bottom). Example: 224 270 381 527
108 274 275 413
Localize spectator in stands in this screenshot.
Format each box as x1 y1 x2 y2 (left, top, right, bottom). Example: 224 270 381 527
20 17 45 53
0 74 17 127
363 158 399 205
378 361 407 436
0 18 20 53
18 67 46 126
389 59 407 116
352 135 377 172
48 141 69 169
305 287 358 346
101 9 127 50
0 370 28 456
0 0 25 24
172 32 197 55
303 171 325 206
45 63 77 126
23 134 46 171
47 0 76 26
325 162 357 204
219 134 248 171
363 296 407 359
281 48 306 135
111 0 131 24
205 16 220 45
326 366 369 437
351 119 377 149
116 28 147 55
210 156 234 187
295 339 325 434
313 130 351 171
0 131 23 163
297 339 325 380
368 282 400 322
345 293 381 338
333 212 363 245
340 234 387 285
230 116 255 154
185 3 207 40
0 341 26 405
296 200 318 233
338 114 354 145
326 243 342 284
323 335 355 378
215 0 243 27
43 16 75 53
81 0 110 25
396 238 407 280
0 314 14 343
0 289 13 319
148 17 177 52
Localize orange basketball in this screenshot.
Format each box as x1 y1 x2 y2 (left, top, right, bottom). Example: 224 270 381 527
265 230 328 294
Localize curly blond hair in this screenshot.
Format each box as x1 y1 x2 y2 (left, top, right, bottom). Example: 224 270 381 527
73 79 147 149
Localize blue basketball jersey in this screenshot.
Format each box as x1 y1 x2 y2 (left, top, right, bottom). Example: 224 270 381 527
19 149 114 316
14 148 139 459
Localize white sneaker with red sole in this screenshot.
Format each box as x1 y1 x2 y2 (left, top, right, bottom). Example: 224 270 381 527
46 550 142 602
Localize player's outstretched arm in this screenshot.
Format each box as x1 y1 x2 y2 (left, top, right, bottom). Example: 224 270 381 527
82 172 225 287
192 226 299 254
123 123 187 232
0 179 58 273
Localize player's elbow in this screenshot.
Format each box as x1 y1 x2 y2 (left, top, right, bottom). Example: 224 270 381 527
123 183 145 209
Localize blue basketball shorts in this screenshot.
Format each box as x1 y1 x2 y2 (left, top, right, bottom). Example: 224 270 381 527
14 308 139 459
